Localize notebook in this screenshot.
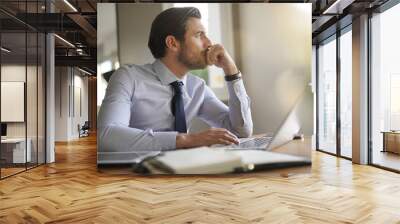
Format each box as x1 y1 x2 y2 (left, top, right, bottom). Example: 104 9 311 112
133 147 311 174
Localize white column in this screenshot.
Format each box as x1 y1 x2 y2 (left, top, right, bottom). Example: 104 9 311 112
45 0 55 163
352 14 369 164
46 33 55 163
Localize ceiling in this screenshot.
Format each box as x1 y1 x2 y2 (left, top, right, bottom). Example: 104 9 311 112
0 0 97 75
0 0 394 75
266 0 390 42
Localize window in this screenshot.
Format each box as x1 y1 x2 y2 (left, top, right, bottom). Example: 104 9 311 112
371 2 400 171
340 28 352 158
316 24 353 159
318 36 337 155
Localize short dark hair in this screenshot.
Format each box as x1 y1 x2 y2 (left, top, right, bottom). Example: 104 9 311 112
148 7 201 59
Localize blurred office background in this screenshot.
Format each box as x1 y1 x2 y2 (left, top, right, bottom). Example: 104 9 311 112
0 0 97 179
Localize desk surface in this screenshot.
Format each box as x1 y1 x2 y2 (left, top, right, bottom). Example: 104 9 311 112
98 137 312 176
381 131 400 134
1 138 27 143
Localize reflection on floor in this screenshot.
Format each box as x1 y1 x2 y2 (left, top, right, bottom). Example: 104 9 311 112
373 150 400 171
0 163 39 178
340 147 352 158
0 167 25 177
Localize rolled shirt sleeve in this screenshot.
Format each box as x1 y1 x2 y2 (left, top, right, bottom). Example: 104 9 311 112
198 75 253 138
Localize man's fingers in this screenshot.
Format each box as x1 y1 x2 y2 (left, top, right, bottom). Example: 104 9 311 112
217 129 238 141
206 128 239 145
211 128 238 141
220 132 239 145
206 45 224 66
217 138 233 145
206 46 213 65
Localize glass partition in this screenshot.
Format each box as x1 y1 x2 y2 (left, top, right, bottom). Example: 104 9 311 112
1 30 28 177
0 1 46 179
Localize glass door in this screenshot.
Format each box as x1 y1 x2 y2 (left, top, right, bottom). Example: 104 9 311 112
0 1 46 179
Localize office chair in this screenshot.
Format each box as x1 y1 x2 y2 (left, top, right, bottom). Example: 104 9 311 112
103 70 115 83
79 121 90 138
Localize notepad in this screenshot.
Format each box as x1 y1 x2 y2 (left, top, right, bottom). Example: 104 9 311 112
136 147 311 174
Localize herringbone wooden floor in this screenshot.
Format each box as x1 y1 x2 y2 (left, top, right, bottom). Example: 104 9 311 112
1 134 400 223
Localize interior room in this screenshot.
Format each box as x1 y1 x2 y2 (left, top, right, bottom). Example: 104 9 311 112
0 0 97 179
370 3 400 170
1 0 400 223
0 9 46 178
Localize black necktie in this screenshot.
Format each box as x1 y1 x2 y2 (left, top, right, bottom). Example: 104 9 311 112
170 81 187 133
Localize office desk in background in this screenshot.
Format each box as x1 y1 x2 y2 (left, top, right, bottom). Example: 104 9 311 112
382 131 400 154
0 138 32 164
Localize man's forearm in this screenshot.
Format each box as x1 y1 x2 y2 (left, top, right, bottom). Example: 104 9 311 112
176 133 191 149
99 125 177 153
226 79 253 137
223 64 239 76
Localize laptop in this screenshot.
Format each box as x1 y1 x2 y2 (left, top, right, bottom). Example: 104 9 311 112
213 93 302 151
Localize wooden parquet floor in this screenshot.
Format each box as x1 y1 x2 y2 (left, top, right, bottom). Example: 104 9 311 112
1 134 400 223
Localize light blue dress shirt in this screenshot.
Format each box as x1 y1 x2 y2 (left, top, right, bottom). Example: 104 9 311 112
98 59 253 164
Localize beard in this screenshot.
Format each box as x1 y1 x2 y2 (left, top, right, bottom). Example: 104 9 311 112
177 44 207 70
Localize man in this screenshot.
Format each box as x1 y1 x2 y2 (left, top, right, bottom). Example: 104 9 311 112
98 7 253 163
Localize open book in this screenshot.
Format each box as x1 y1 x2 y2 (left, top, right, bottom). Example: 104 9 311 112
134 147 311 174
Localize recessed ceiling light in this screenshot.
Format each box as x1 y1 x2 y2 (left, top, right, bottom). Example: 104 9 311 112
63 0 78 12
54 34 75 48
1 47 11 53
78 67 92 76
322 0 354 15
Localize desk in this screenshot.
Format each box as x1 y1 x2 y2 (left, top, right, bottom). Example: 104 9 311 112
382 131 400 154
1 138 31 164
98 137 312 176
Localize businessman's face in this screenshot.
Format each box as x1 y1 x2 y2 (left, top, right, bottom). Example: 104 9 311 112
177 17 211 70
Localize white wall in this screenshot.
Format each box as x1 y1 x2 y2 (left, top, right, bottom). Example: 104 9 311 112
55 67 89 141
235 4 312 135
72 74 89 137
97 3 119 110
1 65 39 137
117 4 163 65
1 64 46 163
97 3 161 110
55 67 69 141
97 3 119 64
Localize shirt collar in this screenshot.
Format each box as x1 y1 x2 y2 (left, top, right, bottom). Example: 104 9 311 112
152 59 191 100
152 59 187 86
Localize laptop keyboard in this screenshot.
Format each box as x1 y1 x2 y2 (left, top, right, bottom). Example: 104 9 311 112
219 136 272 150
237 137 272 148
